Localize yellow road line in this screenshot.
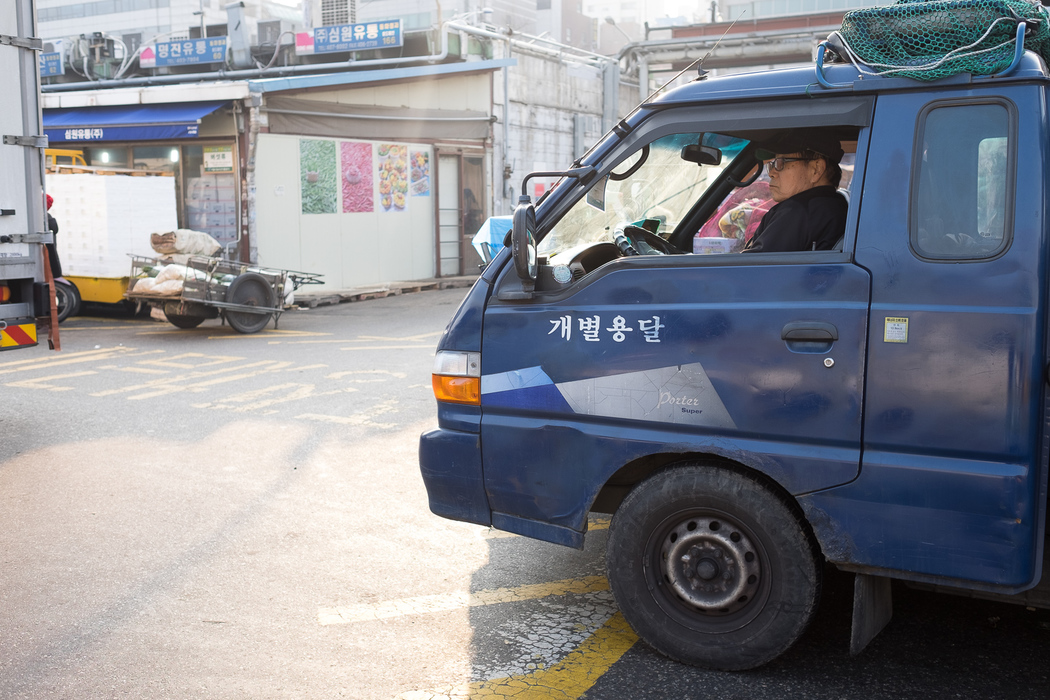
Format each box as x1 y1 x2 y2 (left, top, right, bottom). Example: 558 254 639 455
6 371 97 391
195 383 347 412
296 413 394 427
318 575 610 626
90 359 280 397
58 325 143 331
0 347 133 374
281 331 441 345
136 352 243 369
469 613 637 699
339 345 434 351
326 369 407 380
126 363 297 400
396 613 638 700
357 331 443 342
176 329 334 340
112 367 170 375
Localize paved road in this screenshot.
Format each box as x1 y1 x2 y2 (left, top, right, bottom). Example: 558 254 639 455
1 288 1048 699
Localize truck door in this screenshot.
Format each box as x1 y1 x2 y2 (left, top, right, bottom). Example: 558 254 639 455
477 104 875 545
820 90 1048 588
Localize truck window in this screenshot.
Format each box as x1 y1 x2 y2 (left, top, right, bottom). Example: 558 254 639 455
912 102 1013 260
537 132 747 261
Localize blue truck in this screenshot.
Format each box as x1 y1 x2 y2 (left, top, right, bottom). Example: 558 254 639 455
420 28 1050 670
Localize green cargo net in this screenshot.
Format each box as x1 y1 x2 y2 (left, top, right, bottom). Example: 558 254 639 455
832 0 1050 81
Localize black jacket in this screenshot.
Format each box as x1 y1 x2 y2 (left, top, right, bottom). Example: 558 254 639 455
46 212 62 278
741 185 847 253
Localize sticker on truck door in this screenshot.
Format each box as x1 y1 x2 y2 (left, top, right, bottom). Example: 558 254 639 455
884 317 909 343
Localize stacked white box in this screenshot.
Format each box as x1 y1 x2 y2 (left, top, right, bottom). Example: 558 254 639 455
48 173 179 278
185 173 238 246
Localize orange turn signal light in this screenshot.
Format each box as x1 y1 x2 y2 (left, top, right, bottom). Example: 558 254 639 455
432 375 480 405
0 285 9 302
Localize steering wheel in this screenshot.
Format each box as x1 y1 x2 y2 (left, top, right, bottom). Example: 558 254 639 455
618 224 682 255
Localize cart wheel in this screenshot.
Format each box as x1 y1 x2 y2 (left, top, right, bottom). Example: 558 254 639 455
164 312 205 329
54 280 81 323
225 272 275 334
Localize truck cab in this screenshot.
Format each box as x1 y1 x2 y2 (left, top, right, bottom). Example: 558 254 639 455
421 49 1050 669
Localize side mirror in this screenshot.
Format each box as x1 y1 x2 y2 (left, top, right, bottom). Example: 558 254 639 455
512 197 537 288
681 143 722 166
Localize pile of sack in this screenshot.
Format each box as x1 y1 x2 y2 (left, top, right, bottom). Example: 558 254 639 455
131 262 211 295
131 229 223 296
149 228 222 257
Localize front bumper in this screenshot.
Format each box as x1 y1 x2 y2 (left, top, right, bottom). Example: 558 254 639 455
419 427 491 527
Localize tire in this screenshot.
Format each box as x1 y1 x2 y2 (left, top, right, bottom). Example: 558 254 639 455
224 272 274 334
164 312 205 329
54 280 81 323
606 463 822 670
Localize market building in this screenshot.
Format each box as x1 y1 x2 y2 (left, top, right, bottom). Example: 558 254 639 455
40 16 624 291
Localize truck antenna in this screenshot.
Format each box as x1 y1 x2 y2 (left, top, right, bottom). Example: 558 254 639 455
642 11 745 103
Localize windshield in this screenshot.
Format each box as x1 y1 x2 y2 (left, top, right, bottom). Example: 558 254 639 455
538 132 749 259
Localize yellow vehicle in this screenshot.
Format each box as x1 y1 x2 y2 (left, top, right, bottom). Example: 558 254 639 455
44 148 87 170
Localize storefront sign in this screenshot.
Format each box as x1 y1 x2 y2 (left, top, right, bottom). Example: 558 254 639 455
43 101 226 143
295 20 402 55
39 51 63 77
55 128 106 141
140 37 227 68
203 146 235 172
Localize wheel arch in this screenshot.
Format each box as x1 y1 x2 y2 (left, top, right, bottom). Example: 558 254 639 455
590 449 818 547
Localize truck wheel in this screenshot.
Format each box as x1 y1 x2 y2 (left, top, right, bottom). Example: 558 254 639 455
606 463 822 670
54 280 81 323
225 272 274 334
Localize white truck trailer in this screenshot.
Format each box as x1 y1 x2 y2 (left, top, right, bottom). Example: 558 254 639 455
0 0 57 351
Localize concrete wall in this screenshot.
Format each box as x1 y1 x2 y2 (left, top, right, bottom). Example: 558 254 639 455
254 133 436 291
493 49 639 216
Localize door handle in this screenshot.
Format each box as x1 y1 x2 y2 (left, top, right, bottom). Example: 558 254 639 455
782 322 839 342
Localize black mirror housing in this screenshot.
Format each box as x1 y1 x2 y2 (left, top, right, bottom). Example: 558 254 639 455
511 197 538 290
681 143 723 166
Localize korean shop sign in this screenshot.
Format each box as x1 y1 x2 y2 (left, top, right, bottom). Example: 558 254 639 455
295 20 403 55
140 37 227 68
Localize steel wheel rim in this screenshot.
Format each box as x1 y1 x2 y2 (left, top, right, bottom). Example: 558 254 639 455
646 508 771 632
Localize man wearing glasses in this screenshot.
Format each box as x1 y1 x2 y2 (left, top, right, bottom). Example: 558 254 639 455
741 132 847 253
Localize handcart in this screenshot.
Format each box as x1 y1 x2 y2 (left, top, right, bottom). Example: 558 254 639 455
125 255 323 333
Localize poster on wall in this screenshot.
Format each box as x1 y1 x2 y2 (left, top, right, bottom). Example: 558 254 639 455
340 142 374 213
300 139 338 214
377 143 408 212
409 150 430 196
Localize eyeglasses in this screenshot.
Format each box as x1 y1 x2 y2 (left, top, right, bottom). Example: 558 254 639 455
766 156 815 172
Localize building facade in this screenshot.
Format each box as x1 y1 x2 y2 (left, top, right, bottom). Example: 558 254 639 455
39 15 629 291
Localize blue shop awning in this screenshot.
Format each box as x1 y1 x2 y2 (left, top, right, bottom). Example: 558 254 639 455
43 101 228 143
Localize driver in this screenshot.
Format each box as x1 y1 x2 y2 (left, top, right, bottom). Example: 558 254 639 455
741 132 847 253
